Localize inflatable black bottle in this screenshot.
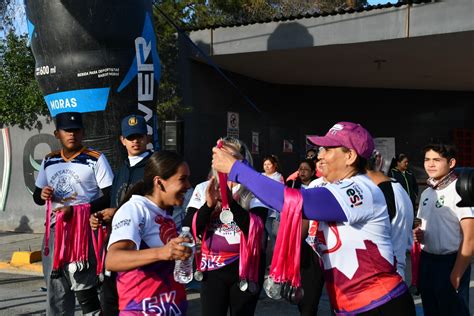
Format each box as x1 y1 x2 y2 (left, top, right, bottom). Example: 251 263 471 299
25 0 160 168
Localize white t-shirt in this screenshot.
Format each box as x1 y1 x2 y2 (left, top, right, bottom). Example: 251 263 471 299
302 174 401 313
108 195 176 250
128 151 150 167
187 181 210 210
35 148 113 212
418 179 474 254
390 181 414 280
261 172 284 218
308 177 326 189
307 175 395 275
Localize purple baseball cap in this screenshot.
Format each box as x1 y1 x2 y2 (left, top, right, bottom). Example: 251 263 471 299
307 122 375 159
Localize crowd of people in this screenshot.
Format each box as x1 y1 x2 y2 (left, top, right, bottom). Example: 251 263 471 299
33 112 472 315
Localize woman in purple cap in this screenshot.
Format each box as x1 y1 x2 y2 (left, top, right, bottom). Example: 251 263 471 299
212 122 415 315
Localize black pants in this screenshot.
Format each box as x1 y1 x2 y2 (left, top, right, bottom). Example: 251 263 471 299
100 272 119 316
418 251 470 316
200 259 265 316
298 242 325 316
358 290 416 316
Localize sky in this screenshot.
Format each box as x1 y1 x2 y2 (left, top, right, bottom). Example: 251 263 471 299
3 0 392 38
1 0 27 37
367 0 391 4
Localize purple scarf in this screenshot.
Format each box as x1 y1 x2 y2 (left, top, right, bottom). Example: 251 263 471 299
426 170 457 190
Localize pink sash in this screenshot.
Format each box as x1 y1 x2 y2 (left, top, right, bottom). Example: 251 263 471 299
269 188 302 287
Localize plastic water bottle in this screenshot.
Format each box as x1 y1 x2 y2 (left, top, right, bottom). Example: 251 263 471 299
173 226 195 284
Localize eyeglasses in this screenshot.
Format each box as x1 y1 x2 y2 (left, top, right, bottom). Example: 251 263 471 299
298 168 312 172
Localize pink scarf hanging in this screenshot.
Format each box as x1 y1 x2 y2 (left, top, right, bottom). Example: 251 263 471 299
269 188 303 288
410 241 421 288
50 204 92 277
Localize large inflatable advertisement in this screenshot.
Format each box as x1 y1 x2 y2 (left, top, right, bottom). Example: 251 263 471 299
25 0 160 168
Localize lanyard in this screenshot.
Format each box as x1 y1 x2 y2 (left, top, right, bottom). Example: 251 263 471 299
91 224 107 277
269 188 303 287
44 199 52 256
239 214 264 283
216 140 230 210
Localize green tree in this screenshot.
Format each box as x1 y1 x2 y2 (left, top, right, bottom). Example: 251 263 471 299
0 31 47 129
151 0 226 120
152 1 192 120
150 0 366 121
0 0 368 128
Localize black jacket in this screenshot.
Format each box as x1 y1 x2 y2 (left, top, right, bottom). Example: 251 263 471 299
110 150 152 208
388 168 418 208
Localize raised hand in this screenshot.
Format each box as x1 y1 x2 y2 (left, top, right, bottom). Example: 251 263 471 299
212 146 237 174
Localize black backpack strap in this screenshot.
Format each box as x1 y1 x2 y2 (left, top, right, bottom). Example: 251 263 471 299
378 181 396 222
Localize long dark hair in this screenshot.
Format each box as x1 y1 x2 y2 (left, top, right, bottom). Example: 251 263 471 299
119 150 185 207
262 154 281 173
389 153 408 171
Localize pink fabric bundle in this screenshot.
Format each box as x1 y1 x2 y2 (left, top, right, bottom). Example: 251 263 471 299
49 204 91 276
239 213 264 285
91 225 107 278
410 241 421 287
269 188 303 288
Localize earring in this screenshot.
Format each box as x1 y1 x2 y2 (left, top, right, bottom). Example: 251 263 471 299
157 180 165 191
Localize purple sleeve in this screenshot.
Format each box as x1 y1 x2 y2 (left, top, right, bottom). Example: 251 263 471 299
229 161 347 222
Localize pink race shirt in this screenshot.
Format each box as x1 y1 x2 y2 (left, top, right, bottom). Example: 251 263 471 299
187 181 265 271
108 195 187 315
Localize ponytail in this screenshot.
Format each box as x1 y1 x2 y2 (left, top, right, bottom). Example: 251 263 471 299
117 150 185 209
118 179 147 209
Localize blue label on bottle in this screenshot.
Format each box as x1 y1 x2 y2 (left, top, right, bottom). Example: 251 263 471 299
44 87 110 117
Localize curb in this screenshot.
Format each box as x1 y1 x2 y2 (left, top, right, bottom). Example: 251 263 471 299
0 251 43 276
11 250 42 265
0 261 43 276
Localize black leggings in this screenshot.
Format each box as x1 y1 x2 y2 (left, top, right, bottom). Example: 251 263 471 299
75 287 102 314
298 242 325 316
200 259 265 316
358 290 416 316
100 272 119 316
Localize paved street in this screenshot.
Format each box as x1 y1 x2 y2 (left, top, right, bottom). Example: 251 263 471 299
0 233 473 315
